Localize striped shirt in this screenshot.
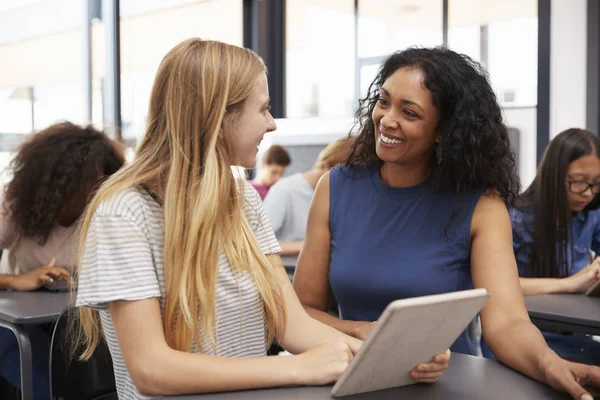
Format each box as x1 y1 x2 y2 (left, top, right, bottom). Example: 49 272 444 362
76 181 282 400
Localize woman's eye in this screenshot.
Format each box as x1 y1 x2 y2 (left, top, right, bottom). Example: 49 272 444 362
403 109 417 118
376 96 388 106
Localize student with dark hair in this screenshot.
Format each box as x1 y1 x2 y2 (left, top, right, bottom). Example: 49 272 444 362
0 121 125 399
250 144 291 199
502 128 600 364
293 47 600 399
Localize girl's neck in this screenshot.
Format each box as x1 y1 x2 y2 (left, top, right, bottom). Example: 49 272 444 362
142 179 165 203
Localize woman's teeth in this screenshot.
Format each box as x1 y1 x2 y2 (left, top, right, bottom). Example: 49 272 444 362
380 135 404 145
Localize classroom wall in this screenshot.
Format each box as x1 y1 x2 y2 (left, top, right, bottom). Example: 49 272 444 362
550 0 588 138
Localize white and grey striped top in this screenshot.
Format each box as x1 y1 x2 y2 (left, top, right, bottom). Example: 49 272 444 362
76 181 282 400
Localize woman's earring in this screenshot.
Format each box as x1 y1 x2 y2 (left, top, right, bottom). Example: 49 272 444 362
436 142 443 165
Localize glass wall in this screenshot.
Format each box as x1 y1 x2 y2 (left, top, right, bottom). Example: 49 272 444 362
0 0 542 185
358 0 443 97
286 0 355 118
283 0 539 185
448 0 538 185
0 0 88 175
119 0 243 143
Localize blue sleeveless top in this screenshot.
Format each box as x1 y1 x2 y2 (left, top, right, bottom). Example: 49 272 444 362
328 166 485 355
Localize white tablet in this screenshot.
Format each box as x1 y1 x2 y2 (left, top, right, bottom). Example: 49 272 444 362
331 288 490 398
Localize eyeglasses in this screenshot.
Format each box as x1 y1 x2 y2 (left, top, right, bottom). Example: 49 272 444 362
567 179 600 195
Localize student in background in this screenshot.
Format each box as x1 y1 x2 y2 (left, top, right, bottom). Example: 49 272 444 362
483 128 600 364
0 121 124 399
293 47 600 399
74 39 450 399
263 137 354 256
249 144 291 199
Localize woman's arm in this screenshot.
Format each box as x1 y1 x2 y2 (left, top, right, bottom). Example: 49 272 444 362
0 274 15 289
519 260 600 296
471 193 600 400
278 241 303 256
268 253 362 354
293 173 374 340
519 277 569 296
0 258 71 291
110 297 354 396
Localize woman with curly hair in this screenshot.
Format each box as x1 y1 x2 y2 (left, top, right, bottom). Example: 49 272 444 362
293 47 600 399
0 121 124 399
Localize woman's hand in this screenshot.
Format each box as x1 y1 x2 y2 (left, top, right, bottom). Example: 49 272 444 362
352 321 376 341
562 259 600 293
291 338 354 385
543 355 600 400
10 258 71 291
410 349 451 383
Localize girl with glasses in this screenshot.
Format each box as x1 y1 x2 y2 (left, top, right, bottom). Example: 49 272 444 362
483 128 600 365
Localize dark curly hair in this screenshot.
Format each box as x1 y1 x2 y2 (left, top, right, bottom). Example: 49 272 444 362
4 121 125 245
345 47 520 207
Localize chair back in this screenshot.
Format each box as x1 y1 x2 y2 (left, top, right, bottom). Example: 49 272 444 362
50 310 116 400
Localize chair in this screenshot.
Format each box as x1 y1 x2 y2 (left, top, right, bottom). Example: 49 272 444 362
0 376 19 400
91 392 118 400
49 310 116 400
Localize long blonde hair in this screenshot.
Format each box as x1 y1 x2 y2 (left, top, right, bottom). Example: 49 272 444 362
76 38 286 359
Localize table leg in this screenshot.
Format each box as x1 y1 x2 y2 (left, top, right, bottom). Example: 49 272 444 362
0 321 33 400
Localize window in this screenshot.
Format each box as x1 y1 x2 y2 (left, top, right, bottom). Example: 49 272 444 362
358 0 443 59
0 0 87 174
448 0 537 108
448 0 538 185
119 0 243 142
286 0 355 118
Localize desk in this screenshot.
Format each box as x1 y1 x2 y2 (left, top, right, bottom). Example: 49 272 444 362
280 255 298 280
162 353 568 400
0 291 70 400
525 294 600 336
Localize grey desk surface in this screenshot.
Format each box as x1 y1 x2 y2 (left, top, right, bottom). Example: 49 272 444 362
162 353 568 400
0 290 70 324
525 294 600 335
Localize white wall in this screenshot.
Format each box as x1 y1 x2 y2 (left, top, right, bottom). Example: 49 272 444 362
550 0 588 138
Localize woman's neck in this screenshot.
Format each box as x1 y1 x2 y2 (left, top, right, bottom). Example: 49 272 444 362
379 162 429 188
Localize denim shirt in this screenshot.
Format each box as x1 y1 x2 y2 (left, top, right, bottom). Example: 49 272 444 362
511 208 600 276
